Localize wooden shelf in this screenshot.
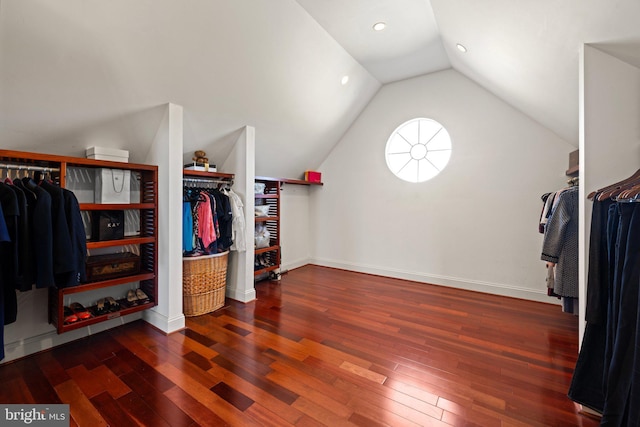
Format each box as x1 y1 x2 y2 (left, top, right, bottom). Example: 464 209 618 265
79 203 155 210
255 175 323 186
255 194 279 199
255 245 279 255
566 165 579 176
59 272 156 295
254 265 279 276
256 216 279 222
183 170 234 179
55 300 155 334
87 236 155 249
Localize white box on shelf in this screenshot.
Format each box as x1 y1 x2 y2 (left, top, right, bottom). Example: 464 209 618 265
184 163 216 172
86 146 129 162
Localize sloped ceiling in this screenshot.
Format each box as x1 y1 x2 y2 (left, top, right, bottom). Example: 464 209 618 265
430 0 640 145
1 0 640 177
0 0 380 178
295 0 450 83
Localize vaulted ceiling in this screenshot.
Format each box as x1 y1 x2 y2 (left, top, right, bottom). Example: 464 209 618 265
1 0 640 178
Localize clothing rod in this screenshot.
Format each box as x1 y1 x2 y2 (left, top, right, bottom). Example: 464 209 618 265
183 177 232 184
0 162 60 172
615 198 640 203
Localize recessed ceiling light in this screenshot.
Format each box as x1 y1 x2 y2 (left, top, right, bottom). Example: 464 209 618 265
373 22 386 31
456 43 467 53
341 75 349 85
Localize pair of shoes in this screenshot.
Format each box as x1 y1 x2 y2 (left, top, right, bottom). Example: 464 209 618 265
69 302 92 320
94 298 108 315
257 254 271 268
126 289 150 306
94 297 120 315
105 296 120 311
63 306 78 324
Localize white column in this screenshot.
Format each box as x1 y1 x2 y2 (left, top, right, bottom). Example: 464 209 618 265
143 102 186 332
222 126 257 302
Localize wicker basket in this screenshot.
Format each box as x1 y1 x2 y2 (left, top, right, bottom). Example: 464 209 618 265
183 251 229 316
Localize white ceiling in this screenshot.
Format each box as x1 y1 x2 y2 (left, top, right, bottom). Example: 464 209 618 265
432 0 640 145
1 0 640 177
297 0 640 145
295 0 450 83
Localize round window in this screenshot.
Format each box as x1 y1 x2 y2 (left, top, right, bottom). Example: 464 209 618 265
385 118 452 183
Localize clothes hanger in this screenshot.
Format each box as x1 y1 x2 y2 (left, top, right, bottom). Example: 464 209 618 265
597 175 640 201
616 183 640 201
588 168 640 200
1 168 10 184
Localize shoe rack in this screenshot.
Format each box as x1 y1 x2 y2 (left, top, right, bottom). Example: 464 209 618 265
0 149 158 334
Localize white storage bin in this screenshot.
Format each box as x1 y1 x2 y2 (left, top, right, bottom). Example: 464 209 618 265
86 146 129 163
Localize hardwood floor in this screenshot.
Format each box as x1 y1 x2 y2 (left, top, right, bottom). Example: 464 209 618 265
0 265 599 426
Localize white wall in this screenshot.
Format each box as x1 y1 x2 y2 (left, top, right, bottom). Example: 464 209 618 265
579 45 640 341
310 69 574 302
280 184 313 272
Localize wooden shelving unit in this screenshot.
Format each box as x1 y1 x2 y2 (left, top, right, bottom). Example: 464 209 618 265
254 178 281 278
253 175 323 280
0 149 158 334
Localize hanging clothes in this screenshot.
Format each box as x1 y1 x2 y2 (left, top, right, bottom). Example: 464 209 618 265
62 188 87 287
197 191 216 249
2 181 35 291
569 170 640 422
541 186 579 299
39 180 75 286
183 185 235 256
183 202 193 253
226 188 246 252
11 179 35 291
0 183 19 293
0 168 85 362
210 189 233 251
0 201 15 320
191 200 203 254
20 178 55 288
0 203 10 361
539 191 556 233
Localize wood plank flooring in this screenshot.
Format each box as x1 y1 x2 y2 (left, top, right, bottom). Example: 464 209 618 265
0 265 599 426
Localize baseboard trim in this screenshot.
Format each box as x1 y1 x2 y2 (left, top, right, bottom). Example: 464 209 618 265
310 258 553 304
143 309 185 334
282 258 311 273
226 286 257 303
2 313 144 364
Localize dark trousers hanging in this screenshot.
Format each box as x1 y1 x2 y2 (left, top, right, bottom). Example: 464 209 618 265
601 203 640 425
587 199 614 324
630 276 640 426
568 199 613 411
